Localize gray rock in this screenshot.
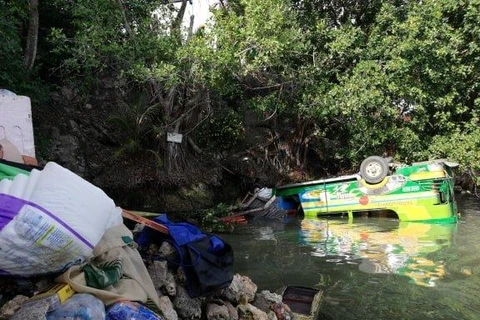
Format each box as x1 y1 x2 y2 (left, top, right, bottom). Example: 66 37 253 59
49 134 84 175
69 120 80 133
173 285 202 319
158 241 177 259
270 302 293 320
11 300 49 320
148 260 177 296
164 271 177 296
267 311 278 320
221 274 257 304
159 296 178 320
237 303 269 320
149 260 168 288
206 302 229 320
60 87 76 101
225 301 238 320
253 292 294 320
0 295 29 320
132 223 145 235
253 290 282 313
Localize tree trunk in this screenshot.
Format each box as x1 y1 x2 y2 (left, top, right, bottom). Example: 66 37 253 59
172 0 188 30
117 0 133 36
166 116 183 172
24 0 39 70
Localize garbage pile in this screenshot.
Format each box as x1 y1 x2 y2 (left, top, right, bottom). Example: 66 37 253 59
0 158 295 320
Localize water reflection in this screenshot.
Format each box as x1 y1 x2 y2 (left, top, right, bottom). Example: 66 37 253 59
299 218 456 287
223 195 480 319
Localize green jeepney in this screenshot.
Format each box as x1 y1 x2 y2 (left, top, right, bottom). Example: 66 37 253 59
274 157 459 222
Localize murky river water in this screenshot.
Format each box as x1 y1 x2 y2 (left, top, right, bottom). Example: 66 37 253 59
221 194 480 319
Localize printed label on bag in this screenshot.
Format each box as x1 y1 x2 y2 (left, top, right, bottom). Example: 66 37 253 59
0 203 92 275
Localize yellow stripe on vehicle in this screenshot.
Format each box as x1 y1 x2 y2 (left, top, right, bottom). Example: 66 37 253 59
410 171 446 181
359 177 389 189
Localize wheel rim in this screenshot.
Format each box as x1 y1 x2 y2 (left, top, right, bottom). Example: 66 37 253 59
365 162 382 178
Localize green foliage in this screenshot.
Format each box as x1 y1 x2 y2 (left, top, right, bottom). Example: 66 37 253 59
193 0 480 179
425 123 480 183
108 97 164 162
3 0 480 187
47 0 174 87
199 203 236 233
196 109 244 151
0 0 48 102
0 1 27 88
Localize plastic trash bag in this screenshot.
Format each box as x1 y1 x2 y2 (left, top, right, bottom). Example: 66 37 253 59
46 293 106 320
106 301 163 320
0 162 123 276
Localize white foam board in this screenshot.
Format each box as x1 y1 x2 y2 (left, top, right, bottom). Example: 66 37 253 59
0 94 35 157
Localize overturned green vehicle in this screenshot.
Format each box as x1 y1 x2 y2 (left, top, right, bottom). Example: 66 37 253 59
275 156 459 223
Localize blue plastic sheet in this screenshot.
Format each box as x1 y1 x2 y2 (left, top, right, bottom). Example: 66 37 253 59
136 214 225 252
106 301 163 320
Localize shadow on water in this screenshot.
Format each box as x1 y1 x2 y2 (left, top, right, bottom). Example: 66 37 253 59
221 194 480 320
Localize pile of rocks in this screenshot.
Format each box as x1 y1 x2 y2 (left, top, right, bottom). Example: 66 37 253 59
154 272 293 320
0 241 295 320
144 241 294 320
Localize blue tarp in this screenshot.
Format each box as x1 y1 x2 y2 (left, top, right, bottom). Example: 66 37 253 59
137 214 224 252
136 213 233 297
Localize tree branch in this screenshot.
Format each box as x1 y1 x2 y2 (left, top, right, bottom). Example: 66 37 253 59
187 136 203 154
187 15 194 40
117 0 133 36
172 0 188 30
24 0 39 70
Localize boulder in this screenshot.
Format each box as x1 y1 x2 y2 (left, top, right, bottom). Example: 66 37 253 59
0 295 29 320
206 301 230 320
163 271 177 296
159 295 178 320
148 260 177 296
149 260 168 288
158 241 178 260
11 300 49 320
220 274 257 304
237 303 269 320
173 285 202 319
253 291 293 320
271 302 293 320
253 290 282 313
225 301 239 320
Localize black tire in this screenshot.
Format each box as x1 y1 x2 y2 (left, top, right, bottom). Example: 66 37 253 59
360 156 389 184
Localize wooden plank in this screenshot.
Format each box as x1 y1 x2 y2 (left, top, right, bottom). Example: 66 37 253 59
127 210 161 218
218 215 247 224
122 209 169 234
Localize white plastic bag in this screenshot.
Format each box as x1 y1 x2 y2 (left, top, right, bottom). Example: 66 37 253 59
0 162 122 276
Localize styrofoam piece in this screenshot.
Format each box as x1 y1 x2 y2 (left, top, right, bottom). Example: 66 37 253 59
0 94 35 157
257 187 273 201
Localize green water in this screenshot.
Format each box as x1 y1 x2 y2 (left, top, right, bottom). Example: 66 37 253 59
221 194 480 319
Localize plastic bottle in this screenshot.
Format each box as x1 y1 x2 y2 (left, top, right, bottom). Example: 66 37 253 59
106 301 163 320
46 293 106 320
